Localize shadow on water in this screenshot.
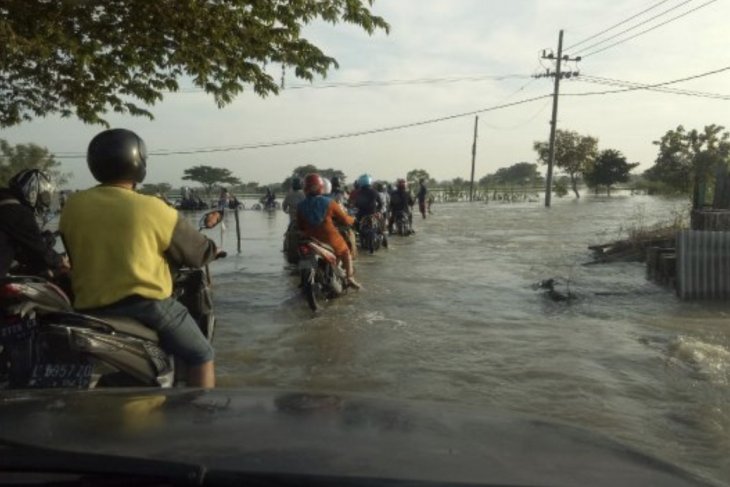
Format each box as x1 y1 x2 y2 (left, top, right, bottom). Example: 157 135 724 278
186 195 729 484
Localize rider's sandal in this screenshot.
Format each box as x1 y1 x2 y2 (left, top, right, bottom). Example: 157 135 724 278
347 277 363 290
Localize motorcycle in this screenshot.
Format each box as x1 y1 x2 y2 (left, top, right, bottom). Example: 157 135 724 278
283 222 300 265
358 213 387 254
297 238 348 311
393 210 414 236
0 210 226 390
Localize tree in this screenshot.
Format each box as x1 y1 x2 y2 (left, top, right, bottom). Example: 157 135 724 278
0 139 69 187
406 169 432 187
139 182 172 196
534 130 598 199
182 165 241 195
1 1 389 127
480 162 543 188
644 124 730 205
583 149 639 196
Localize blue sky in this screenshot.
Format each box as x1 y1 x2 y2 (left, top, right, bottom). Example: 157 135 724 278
2 0 729 189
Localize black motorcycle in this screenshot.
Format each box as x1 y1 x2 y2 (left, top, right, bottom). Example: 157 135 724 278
358 213 387 254
297 238 348 311
393 210 414 236
0 210 225 390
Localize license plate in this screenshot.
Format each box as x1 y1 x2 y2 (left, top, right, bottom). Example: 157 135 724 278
28 362 93 388
0 315 38 344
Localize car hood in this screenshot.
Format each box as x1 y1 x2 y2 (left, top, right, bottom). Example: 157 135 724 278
0 388 714 486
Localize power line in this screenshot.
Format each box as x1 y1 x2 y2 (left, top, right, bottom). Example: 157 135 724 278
53 66 730 159
53 94 553 159
572 0 696 55
561 64 730 97
575 75 730 100
170 73 533 93
580 0 720 57
565 0 674 51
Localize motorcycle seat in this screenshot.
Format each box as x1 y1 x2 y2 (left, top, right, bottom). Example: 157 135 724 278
88 315 160 343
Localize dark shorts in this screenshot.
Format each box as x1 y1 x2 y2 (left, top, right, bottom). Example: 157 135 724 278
89 296 214 366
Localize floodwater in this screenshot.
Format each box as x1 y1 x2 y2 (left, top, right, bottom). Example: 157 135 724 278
195 194 729 485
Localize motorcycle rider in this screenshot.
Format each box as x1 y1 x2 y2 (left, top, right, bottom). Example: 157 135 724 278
389 178 415 234
261 187 277 209
297 173 361 290
0 169 68 278
375 181 390 229
352 174 383 231
59 128 220 388
282 177 305 222
331 176 346 204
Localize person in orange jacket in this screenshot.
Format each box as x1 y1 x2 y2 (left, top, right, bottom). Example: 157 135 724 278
297 173 361 290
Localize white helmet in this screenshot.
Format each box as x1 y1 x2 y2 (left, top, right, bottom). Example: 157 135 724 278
322 177 332 195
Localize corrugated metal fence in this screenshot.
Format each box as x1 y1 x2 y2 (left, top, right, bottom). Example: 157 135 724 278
676 230 730 300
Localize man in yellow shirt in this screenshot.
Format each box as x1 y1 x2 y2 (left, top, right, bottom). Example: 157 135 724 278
60 129 219 388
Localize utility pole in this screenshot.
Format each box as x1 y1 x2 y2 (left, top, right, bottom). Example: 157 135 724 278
469 115 479 202
539 30 580 208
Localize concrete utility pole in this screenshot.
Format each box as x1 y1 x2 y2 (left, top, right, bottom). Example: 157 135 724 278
540 30 580 208
469 115 479 202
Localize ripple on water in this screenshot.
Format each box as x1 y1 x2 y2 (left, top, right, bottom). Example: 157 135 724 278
201 197 730 484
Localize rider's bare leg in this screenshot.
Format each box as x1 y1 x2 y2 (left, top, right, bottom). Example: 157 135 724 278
188 361 216 388
342 251 362 290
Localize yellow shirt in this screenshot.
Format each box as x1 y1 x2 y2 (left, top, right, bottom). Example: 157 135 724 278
59 186 179 309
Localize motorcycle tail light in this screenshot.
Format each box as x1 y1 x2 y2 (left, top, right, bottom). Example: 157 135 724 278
0 283 24 298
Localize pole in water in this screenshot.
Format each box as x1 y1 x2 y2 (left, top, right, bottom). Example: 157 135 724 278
469 115 479 202
234 206 242 254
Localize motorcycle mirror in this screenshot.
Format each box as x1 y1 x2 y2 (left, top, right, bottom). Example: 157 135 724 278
199 210 224 230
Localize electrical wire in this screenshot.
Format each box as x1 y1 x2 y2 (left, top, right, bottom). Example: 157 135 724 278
572 0 696 55
53 66 730 159
575 75 730 99
170 73 533 94
579 0 719 57
53 94 554 159
565 0 674 51
561 64 730 97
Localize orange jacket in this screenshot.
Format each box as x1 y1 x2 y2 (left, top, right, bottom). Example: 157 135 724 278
297 197 354 257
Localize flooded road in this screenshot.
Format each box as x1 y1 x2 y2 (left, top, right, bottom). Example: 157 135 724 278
199 194 729 484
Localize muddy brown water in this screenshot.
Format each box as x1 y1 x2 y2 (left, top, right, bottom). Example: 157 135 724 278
184 194 726 483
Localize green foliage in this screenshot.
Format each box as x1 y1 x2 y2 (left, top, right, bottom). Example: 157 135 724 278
583 149 639 195
480 162 543 188
406 169 436 187
644 124 730 206
534 130 598 199
139 182 172 196
0 139 69 187
1 0 389 127
553 177 569 198
232 181 261 194
182 165 241 194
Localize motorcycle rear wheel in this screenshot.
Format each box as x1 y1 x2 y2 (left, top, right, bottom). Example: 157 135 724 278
301 270 320 311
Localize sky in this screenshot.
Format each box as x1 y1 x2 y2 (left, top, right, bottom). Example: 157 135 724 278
2 0 729 189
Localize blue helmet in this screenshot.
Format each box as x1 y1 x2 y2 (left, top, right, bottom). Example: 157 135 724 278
357 174 373 188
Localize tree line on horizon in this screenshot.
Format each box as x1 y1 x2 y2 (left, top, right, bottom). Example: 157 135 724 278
2 123 728 204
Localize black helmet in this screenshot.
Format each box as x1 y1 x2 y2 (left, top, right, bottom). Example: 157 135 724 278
8 169 54 210
87 128 147 183
291 177 303 191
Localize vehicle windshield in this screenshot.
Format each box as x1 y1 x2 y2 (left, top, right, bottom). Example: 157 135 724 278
1 1 728 486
